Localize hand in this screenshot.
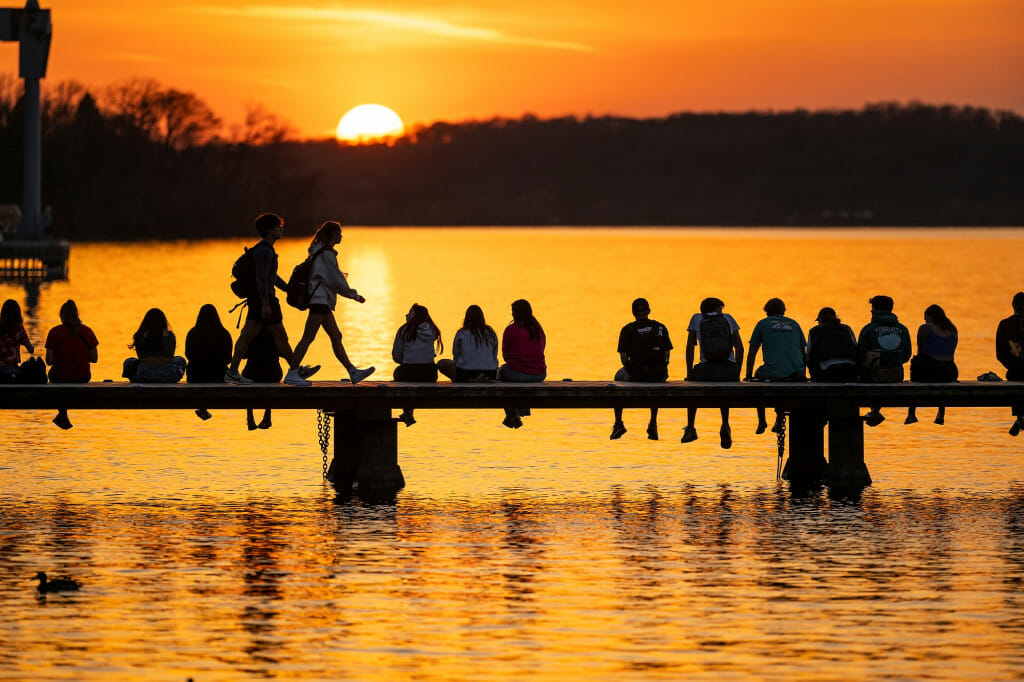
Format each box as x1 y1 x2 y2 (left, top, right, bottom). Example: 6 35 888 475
357 295 366 303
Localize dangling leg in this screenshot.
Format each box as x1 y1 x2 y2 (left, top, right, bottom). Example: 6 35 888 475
647 407 659 440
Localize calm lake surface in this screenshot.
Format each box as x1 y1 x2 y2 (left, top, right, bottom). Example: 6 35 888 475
1 227 1023 680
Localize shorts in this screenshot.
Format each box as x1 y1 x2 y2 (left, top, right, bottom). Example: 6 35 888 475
688 360 740 382
455 368 498 382
754 366 806 382
394 363 438 382
615 367 668 383
909 355 958 383
308 304 331 316
246 296 283 323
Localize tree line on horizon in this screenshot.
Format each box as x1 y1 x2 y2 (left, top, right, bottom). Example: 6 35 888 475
1 74 1022 241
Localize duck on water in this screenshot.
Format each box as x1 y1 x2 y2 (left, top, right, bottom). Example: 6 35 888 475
35 572 81 593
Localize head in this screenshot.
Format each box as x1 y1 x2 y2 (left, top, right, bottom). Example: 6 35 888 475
869 295 894 313
403 303 443 351
763 298 786 316
463 304 486 330
815 307 839 324
195 303 222 329
131 308 169 349
511 299 533 325
59 299 81 327
313 220 342 247
1013 291 1024 315
631 297 650 319
254 212 284 238
700 297 725 316
924 304 955 332
0 298 23 329
406 303 430 326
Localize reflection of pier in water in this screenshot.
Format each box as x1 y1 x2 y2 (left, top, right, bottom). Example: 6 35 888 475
3 381 1022 501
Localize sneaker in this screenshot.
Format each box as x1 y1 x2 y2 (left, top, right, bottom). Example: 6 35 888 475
258 414 272 429
1011 420 1022 437
933 414 945 426
283 368 311 387
224 368 252 385
52 413 73 430
195 408 212 421
646 422 659 441
681 426 698 443
864 411 885 427
247 415 258 431
904 413 919 425
297 364 321 380
399 411 417 427
720 424 732 449
348 366 375 385
610 422 627 440
502 414 523 429
755 420 768 435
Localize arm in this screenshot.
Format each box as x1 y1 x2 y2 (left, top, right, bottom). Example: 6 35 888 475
619 351 630 366
901 325 913 362
685 330 697 373
916 324 927 356
745 338 760 380
732 332 744 368
20 328 33 355
322 251 364 302
45 348 54 365
392 328 404 364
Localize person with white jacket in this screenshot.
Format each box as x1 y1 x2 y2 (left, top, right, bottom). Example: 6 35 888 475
285 221 375 386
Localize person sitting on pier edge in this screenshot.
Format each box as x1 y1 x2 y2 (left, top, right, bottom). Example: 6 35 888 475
185 303 234 421
499 299 546 429
392 303 443 427
438 304 499 383
806 307 858 382
123 308 187 383
610 297 672 441
0 298 45 384
995 291 1024 435
906 304 958 426
682 297 741 448
44 299 98 430
242 326 284 430
224 213 315 386
745 297 806 434
857 295 912 427
286 220 373 387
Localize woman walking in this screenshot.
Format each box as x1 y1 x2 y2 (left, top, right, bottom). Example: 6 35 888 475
286 221 374 386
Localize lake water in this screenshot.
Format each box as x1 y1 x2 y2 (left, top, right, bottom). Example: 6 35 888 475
1 227 1023 680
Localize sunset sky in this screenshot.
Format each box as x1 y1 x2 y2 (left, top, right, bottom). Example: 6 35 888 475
2 0 1022 138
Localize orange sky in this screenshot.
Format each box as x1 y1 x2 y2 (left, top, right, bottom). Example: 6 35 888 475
2 0 1022 138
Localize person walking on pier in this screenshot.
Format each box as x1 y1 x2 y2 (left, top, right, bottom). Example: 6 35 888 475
906 304 958 425
224 213 314 386
745 298 806 434
286 221 374 387
499 299 546 429
996 291 1024 435
185 304 233 420
857 295 912 427
610 297 672 441
123 308 186 383
806 307 858 382
392 303 443 426
683 297 741 448
44 300 98 430
437 304 499 382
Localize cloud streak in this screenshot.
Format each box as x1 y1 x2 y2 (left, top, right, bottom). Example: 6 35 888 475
193 5 595 52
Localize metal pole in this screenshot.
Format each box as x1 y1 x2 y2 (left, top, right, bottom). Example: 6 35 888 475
19 75 41 239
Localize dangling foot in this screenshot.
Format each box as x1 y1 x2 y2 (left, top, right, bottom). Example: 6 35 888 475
1010 418 1022 436
755 419 768 435
864 410 885 427
247 415 258 431
258 413 272 429
52 413 73 430
933 413 945 426
610 421 627 440
646 422 659 441
681 425 698 443
720 424 732 449
904 413 918 425
195 408 212 421
399 410 416 427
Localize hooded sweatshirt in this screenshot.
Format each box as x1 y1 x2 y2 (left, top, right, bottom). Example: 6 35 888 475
307 245 359 310
857 311 912 369
392 322 438 365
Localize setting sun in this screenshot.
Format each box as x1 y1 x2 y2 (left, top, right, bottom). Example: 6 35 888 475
336 104 406 143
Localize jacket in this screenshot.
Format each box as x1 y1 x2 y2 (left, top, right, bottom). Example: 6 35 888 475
308 246 359 310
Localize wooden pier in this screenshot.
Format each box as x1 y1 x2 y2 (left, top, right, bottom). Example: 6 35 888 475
1 380 1021 500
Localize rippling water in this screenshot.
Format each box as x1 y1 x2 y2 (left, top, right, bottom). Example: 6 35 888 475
2 228 1023 680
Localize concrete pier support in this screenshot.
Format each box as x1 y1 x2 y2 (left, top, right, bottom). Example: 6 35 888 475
326 405 405 502
827 402 872 487
783 409 828 483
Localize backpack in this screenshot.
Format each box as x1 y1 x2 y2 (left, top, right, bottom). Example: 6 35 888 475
230 245 256 298
810 324 856 367
629 322 669 379
285 247 327 310
699 314 733 360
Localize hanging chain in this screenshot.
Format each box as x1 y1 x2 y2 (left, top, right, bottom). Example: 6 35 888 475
317 409 332 479
775 411 787 480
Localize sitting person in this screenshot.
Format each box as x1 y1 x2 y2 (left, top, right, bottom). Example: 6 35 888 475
857 295 912 426
499 299 546 429
185 303 233 420
242 326 284 430
907 304 958 425
438 304 499 382
123 308 186 383
610 297 672 441
392 303 443 426
683 297 741 448
995 291 1024 435
0 298 45 384
745 297 806 434
806 307 858 382
44 300 99 430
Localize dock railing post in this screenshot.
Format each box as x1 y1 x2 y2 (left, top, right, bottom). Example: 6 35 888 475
826 400 872 488
327 403 404 502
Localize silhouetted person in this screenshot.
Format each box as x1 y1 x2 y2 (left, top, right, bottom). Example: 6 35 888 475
44 300 99 430
438 304 499 382
683 297 742 448
242 326 284 430
499 299 546 429
0 298 44 383
907 304 958 425
286 220 373 386
392 303 443 426
123 308 186 383
996 291 1024 435
746 297 806 434
806 307 858 382
225 213 300 384
610 298 672 441
858 295 912 426
185 303 233 421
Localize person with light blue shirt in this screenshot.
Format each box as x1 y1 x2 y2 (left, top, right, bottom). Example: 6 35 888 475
745 297 806 434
